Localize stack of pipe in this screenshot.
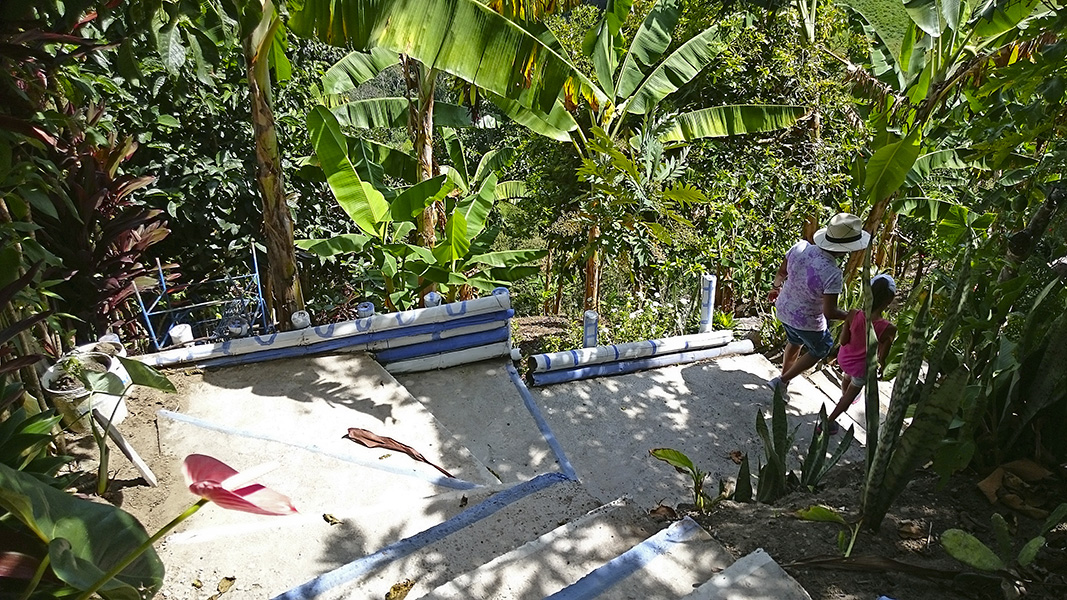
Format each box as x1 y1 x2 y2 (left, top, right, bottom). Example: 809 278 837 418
134 291 514 373
527 331 754 386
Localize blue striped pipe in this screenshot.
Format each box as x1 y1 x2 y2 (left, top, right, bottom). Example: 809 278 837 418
531 340 754 386
505 364 578 481
196 310 513 369
273 472 570 600
374 325 510 363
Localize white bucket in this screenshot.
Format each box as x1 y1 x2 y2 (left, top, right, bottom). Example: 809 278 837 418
169 323 194 345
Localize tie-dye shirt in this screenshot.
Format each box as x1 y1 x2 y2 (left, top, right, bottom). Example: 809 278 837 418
774 241 843 331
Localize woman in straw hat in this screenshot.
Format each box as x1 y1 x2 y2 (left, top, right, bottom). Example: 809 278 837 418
766 213 870 398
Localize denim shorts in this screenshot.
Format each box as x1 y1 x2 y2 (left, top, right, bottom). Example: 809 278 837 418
782 322 834 359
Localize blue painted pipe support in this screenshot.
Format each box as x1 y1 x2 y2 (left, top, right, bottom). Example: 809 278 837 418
374 325 510 363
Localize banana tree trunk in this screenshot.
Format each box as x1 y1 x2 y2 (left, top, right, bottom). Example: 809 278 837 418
244 17 304 330
583 225 600 312
414 63 438 248
844 198 892 283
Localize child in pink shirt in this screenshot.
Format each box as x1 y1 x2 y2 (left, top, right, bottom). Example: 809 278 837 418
822 274 897 434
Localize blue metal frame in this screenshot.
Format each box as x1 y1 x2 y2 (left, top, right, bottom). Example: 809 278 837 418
133 248 272 350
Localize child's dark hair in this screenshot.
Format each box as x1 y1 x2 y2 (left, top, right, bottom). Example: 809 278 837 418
872 277 896 312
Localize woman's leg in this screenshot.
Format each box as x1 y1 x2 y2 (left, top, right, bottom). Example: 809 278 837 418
781 351 819 383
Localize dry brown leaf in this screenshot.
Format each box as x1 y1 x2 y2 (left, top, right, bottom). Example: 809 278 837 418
1002 459 1052 482
897 520 926 540
729 450 743 465
217 577 235 594
649 504 678 521
345 428 454 478
977 467 1004 504
385 578 416 600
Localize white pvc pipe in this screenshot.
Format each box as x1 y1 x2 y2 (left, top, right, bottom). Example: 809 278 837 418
583 311 598 348
136 294 512 368
698 273 717 333
384 341 512 374
530 330 734 373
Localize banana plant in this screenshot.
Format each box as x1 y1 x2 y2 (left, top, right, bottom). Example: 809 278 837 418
291 0 807 309
298 107 544 309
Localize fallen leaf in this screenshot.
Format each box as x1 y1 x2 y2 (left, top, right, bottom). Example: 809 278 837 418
459 496 468 508
649 504 678 521
897 520 926 540
379 453 392 460
729 450 743 465
217 577 235 593
345 428 454 478
192 579 203 589
385 578 416 600
323 514 342 526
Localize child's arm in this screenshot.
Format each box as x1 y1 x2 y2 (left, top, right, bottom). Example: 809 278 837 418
876 324 897 376
838 309 859 347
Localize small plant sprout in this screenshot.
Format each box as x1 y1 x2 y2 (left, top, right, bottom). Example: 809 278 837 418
649 448 721 513
796 505 861 557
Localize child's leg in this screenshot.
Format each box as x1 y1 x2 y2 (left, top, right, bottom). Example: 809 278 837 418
828 382 862 422
840 373 852 395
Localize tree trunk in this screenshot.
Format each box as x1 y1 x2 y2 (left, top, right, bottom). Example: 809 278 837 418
875 212 898 271
844 198 892 283
244 15 303 330
415 64 438 248
542 248 553 315
583 225 600 311
999 185 1065 282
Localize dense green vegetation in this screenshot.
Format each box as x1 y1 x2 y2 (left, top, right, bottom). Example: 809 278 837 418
1 0 1065 595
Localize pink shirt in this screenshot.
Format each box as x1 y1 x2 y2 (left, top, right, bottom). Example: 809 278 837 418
837 311 891 378
775 241 844 331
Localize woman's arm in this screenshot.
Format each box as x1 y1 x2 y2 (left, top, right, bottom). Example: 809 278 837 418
767 257 789 302
822 294 849 322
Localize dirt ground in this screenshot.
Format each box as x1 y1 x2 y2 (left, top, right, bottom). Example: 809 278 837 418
64 363 1066 600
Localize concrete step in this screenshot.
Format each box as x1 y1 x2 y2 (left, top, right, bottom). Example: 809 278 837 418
397 359 557 483
418 498 660 599
679 548 811 600
161 354 495 486
275 474 603 600
544 517 733 600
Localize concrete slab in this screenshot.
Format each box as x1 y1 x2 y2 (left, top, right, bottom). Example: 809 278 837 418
680 548 812 600
397 360 557 482
301 477 604 600
421 498 659 599
171 354 493 485
551 517 733 599
532 353 863 511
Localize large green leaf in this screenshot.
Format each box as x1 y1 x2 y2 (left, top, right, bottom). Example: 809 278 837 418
583 0 632 98
116 357 175 393
903 0 944 37
864 127 922 202
432 212 471 266
472 147 516 186
466 248 547 267
296 234 371 258
970 0 1042 38
364 139 419 183
442 128 469 192
487 93 577 142
615 0 682 101
390 175 451 223
660 105 807 142
626 25 730 115
494 180 528 202
331 98 473 130
456 174 498 240
0 463 164 599
308 106 390 236
291 0 604 115
842 0 915 66
322 48 399 95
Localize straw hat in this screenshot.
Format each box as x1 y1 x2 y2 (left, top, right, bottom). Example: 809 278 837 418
814 213 871 253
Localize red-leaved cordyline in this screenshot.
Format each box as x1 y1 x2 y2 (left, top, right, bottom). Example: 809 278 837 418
74 455 297 600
